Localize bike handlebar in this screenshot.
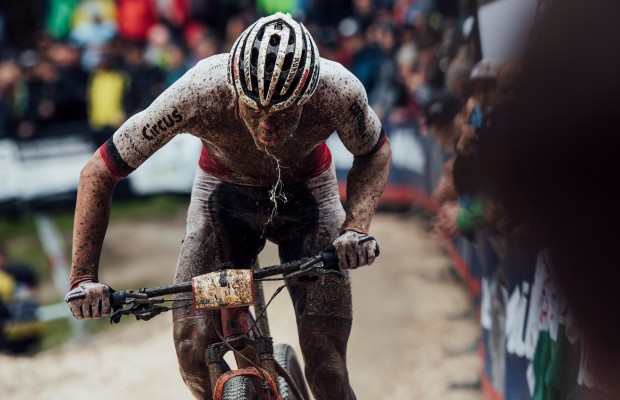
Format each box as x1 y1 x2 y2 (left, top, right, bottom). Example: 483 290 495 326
109 246 379 321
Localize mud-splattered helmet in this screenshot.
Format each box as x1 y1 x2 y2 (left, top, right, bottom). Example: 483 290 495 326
227 12 321 112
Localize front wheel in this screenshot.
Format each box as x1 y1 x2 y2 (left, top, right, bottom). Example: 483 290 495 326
221 376 258 400
274 343 310 400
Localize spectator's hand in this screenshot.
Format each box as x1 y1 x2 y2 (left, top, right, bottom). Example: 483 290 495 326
432 158 458 208
332 231 379 270
433 202 460 240
65 281 111 320
456 125 479 157
484 200 523 234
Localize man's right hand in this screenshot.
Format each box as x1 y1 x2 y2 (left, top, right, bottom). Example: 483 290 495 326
65 281 111 320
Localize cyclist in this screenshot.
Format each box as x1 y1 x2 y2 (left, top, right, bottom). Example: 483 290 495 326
65 12 391 400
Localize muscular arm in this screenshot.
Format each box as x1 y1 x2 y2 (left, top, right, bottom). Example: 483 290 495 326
341 138 391 233
69 151 121 289
325 60 392 233
68 57 225 288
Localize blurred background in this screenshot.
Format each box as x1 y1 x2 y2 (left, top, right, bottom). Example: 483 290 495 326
1 1 595 400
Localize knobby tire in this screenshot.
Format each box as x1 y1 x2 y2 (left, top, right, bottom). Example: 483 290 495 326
221 376 258 400
274 343 310 400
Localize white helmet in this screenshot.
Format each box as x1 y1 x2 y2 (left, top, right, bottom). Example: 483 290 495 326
227 12 321 112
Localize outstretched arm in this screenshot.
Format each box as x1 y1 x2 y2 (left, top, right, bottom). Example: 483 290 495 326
329 63 392 268
70 150 120 289
341 135 391 234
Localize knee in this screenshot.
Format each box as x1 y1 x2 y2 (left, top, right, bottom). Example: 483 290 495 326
298 316 354 399
300 336 351 398
174 318 207 364
174 318 213 398
305 355 348 384
303 352 351 400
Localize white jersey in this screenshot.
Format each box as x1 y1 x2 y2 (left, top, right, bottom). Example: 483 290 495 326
99 54 384 185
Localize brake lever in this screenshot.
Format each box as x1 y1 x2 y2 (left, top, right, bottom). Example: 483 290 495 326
135 305 168 321
109 305 135 324
314 267 345 280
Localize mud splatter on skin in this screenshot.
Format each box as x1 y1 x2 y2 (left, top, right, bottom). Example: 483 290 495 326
70 53 391 399
70 53 391 294
70 152 122 288
341 141 392 234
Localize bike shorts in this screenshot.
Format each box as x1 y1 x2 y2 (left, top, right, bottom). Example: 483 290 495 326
174 163 352 320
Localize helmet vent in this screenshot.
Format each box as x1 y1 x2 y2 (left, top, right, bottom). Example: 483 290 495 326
229 12 321 111
269 35 280 46
266 53 277 73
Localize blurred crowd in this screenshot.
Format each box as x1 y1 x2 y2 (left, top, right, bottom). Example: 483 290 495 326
424 58 522 246
0 0 483 145
5 0 620 396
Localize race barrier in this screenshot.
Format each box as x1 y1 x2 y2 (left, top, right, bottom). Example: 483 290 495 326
0 122 436 211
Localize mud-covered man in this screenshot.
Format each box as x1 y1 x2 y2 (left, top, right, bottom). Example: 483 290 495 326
65 13 391 400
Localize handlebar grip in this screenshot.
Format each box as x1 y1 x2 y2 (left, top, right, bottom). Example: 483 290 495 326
319 249 339 269
110 290 126 306
319 243 381 269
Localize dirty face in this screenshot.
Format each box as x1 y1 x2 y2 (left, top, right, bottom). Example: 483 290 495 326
238 99 303 150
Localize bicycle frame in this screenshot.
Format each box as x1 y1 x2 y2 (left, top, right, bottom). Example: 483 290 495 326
208 305 282 399
109 252 342 399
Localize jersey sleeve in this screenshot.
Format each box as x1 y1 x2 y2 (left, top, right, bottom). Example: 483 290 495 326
99 62 208 177
329 64 384 157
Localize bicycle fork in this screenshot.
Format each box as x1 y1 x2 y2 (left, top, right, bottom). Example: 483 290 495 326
207 306 281 398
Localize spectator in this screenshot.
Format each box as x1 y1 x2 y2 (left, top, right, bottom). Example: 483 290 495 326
222 13 249 56
116 0 158 44
480 0 620 392
187 32 220 66
421 92 461 218
182 21 209 60
0 242 42 354
72 0 117 26
337 16 382 94
19 58 62 137
390 41 422 124
188 0 248 38
46 42 88 122
143 23 173 70
368 22 402 120
164 43 189 87
86 45 128 145
69 3 118 71
466 58 499 127
121 42 164 116
0 60 21 137
351 0 377 32
422 89 465 150
154 0 190 42
492 59 521 109
421 90 477 241
45 0 81 41
443 50 472 99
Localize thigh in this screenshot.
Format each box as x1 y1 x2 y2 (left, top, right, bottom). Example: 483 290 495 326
275 165 352 320
173 170 266 320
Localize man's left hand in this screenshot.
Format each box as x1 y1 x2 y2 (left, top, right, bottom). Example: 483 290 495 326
331 231 379 270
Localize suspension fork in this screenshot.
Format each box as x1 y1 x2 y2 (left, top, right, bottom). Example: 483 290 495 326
206 306 279 393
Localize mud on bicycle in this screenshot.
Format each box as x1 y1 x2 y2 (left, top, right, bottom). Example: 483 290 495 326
108 249 363 400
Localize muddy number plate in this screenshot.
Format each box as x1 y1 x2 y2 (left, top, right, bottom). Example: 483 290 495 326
192 270 254 310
